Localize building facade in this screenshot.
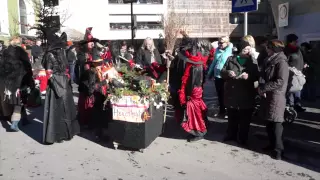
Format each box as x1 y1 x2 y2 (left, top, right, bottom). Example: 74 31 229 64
0 0 37 41
59 0 166 40
269 0 320 42
169 0 274 38
59 0 273 40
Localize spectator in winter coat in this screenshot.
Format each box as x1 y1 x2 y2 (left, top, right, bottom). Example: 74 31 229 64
242 35 259 59
221 40 259 146
31 39 43 63
207 36 233 118
283 34 305 112
67 45 77 83
258 40 289 160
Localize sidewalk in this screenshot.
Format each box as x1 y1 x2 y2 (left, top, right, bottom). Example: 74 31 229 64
203 80 320 154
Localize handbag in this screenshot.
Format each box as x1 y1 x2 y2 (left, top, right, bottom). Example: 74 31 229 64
288 67 306 93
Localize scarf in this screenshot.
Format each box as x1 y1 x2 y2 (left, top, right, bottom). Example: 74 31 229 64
237 56 247 66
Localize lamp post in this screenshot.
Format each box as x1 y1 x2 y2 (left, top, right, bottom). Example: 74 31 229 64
123 0 136 45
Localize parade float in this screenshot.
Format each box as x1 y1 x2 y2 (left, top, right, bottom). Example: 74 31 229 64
104 64 169 152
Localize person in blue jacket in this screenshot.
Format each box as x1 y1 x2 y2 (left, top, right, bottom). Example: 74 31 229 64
208 36 233 118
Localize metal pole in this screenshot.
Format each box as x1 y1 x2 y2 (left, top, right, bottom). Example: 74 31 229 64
131 1 134 45
244 12 248 36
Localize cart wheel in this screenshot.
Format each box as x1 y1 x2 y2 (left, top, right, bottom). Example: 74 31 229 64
284 108 297 124
113 142 119 150
139 149 144 153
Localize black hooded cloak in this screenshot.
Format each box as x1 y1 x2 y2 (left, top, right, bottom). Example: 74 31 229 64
42 30 80 144
0 44 33 106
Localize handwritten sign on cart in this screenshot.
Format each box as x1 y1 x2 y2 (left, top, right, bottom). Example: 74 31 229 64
111 96 149 123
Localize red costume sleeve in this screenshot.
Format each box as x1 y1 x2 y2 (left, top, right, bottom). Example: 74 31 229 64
128 59 135 69
178 63 192 105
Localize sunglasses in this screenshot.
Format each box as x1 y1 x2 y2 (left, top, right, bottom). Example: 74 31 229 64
218 41 226 45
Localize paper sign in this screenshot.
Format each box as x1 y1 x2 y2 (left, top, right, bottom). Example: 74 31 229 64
111 96 149 123
278 2 289 27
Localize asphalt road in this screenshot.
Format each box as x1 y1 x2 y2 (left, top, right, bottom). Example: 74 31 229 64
0 81 319 180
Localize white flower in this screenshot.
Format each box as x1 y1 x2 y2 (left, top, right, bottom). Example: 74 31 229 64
159 102 163 106
153 102 157 106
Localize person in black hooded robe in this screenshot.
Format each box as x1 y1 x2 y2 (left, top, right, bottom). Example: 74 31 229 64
0 37 33 131
42 30 80 144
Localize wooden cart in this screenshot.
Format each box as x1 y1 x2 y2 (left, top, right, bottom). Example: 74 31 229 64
108 96 164 152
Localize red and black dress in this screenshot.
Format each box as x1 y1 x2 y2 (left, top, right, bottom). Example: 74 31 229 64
177 51 208 142
78 65 108 130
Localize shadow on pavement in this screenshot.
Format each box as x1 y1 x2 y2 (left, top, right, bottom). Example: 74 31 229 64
204 118 320 174
20 106 44 144
0 120 11 132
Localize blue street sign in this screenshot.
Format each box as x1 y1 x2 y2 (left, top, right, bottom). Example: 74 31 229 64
232 0 258 13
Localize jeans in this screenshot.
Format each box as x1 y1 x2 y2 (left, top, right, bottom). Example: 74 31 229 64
287 91 301 107
214 77 226 113
68 63 75 83
266 122 284 152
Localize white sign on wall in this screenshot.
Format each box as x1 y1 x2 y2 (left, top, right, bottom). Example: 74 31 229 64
278 2 289 27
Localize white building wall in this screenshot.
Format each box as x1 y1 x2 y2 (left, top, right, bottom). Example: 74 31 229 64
277 12 320 42
0 0 10 35
59 0 165 40
24 0 37 36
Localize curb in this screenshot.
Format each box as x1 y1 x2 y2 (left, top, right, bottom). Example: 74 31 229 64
253 132 320 154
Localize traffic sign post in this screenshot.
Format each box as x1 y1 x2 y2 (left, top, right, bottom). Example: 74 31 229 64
232 0 258 36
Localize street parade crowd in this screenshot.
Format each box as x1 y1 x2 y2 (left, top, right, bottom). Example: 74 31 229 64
0 26 319 160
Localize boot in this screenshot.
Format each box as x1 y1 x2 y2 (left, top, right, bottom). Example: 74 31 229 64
294 105 306 112
21 117 30 126
10 121 20 132
187 135 203 142
262 145 274 152
271 150 282 160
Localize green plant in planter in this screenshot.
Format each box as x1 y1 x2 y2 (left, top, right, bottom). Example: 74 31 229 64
106 66 169 106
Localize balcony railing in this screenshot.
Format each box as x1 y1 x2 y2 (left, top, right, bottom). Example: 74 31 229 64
110 23 163 30
108 0 163 4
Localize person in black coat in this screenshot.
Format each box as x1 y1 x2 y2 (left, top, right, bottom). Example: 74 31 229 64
136 37 166 82
31 39 43 63
0 37 34 131
221 40 259 145
258 40 289 160
283 34 306 112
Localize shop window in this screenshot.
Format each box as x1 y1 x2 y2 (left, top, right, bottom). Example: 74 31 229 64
110 22 163 30
229 13 269 24
19 0 28 34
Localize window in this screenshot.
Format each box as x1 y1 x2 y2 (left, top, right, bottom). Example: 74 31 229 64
108 0 163 4
229 13 269 24
110 21 163 30
19 0 28 34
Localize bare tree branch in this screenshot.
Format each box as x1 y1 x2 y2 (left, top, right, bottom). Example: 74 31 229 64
162 0 190 52
12 0 71 41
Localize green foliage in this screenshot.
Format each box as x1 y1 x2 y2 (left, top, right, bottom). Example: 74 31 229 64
107 66 169 105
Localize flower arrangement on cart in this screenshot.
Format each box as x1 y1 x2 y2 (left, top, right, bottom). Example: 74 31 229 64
103 65 169 152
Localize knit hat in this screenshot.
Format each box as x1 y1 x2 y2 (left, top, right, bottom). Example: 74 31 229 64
238 40 251 52
286 34 298 44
